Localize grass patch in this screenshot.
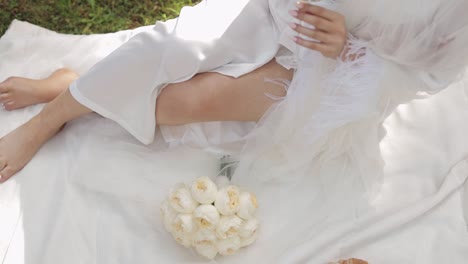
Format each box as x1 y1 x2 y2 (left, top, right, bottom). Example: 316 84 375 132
0 0 198 36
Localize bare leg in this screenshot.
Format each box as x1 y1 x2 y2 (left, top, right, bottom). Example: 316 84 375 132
0 60 292 182
0 64 368 264
0 68 78 110
0 89 92 181
156 60 293 125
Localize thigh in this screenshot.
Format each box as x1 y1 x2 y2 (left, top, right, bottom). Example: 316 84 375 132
156 60 293 125
202 59 294 121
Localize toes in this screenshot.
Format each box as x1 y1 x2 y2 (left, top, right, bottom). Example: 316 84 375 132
0 159 6 171
0 93 11 103
0 165 17 183
3 101 17 111
0 77 13 93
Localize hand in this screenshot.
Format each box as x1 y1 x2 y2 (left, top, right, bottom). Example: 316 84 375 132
289 2 347 59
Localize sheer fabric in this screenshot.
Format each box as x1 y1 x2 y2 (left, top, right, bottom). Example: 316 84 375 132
1 0 468 263
67 0 468 256
232 0 468 244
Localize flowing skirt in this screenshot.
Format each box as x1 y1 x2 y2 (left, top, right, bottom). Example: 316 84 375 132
69 0 288 152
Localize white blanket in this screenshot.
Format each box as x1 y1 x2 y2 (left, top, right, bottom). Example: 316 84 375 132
0 20 467 264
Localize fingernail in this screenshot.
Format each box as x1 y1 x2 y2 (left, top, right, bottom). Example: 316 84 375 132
296 2 304 8
289 10 298 17
293 36 299 42
289 22 297 29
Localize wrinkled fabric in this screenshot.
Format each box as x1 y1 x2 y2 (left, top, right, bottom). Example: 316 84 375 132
1 0 468 262
69 0 277 146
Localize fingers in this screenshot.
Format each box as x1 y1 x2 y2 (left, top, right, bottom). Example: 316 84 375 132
299 2 344 23
290 22 337 44
294 2 345 34
292 10 335 32
290 2 347 59
293 37 335 57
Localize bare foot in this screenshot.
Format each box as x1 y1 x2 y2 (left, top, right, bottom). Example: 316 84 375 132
0 113 61 182
0 87 90 182
0 68 78 110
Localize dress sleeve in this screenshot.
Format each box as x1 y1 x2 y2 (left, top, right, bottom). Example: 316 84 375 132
360 1 468 95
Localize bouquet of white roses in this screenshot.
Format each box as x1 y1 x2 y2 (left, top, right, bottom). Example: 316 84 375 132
160 176 259 259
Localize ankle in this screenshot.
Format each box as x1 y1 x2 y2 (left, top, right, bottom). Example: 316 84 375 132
40 69 79 101
38 103 68 132
37 111 64 134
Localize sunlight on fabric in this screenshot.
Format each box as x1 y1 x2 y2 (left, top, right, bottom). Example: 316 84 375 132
91 48 117 61
197 52 206 62
2 219 24 264
174 0 249 42
0 201 24 263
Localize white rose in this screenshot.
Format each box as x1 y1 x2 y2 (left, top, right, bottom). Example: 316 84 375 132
214 185 240 216
215 175 231 188
194 243 218 260
172 232 192 248
190 176 218 204
193 204 220 230
239 218 259 238
239 218 259 247
240 230 259 248
172 213 197 236
160 199 178 232
169 183 199 213
236 192 258 220
216 215 243 240
192 229 218 246
192 230 218 259
216 236 241 256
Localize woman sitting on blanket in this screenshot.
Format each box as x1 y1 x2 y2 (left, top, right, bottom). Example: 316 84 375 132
0 1 349 181
0 0 468 262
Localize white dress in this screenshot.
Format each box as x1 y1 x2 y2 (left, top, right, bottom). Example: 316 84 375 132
68 0 468 173
1 0 468 263
69 0 280 149
64 0 468 261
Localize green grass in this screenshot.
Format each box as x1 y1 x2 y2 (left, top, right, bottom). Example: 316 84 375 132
0 0 199 36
